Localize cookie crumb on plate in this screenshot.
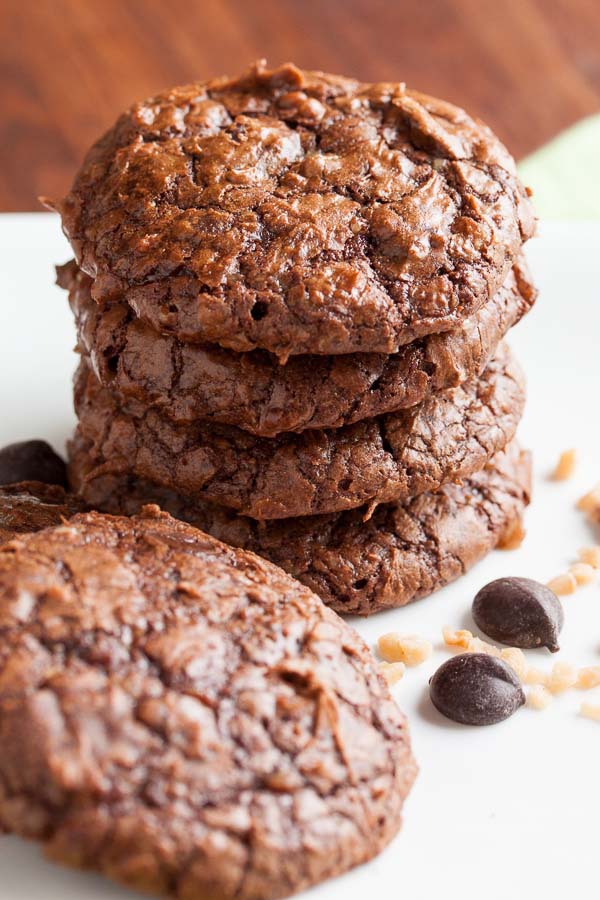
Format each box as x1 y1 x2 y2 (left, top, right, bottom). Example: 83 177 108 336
380 662 406 685
552 448 577 481
578 546 600 569
568 562 595 586
378 633 432 667
527 685 553 710
580 701 600 721
546 572 577 595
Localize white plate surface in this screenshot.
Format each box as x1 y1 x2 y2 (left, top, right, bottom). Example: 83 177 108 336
0 214 599 899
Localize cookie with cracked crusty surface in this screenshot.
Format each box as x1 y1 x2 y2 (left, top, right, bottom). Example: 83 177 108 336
68 442 531 615
56 61 535 359
0 506 416 898
0 481 84 544
69 344 525 520
62 255 536 436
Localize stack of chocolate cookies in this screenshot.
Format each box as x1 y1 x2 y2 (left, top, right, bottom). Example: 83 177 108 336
58 62 537 615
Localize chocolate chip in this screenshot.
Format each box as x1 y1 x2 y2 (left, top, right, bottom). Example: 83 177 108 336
472 577 564 652
0 441 68 488
430 653 525 725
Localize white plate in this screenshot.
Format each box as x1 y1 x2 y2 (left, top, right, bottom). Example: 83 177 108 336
0 214 599 900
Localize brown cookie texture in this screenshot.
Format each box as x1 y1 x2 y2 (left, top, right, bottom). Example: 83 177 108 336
0 481 84 544
0 507 416 898
62 255 536 436
67 443 531 616
69 344 525 520
56 61 535 359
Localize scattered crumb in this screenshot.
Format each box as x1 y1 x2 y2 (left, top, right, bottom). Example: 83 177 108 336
577 666 600 690
527 685 553 710
547 662 577 694
524 667 549 686
379 661 406 685
576 483 600 518
569 562 595 586
580 701 600 721
500 647 527 680
546 572 577 595
524 665 600 694
467 636 501 658
442 626 472 649
377 633 432 667
552 448 577 481
578 545 600 569
497 517 526 550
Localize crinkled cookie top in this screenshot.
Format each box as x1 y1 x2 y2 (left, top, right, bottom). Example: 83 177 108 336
58 62 535 358
0 506 415 899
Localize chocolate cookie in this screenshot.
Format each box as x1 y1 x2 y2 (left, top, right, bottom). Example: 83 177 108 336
63 256 536 436
0 481 84 544
56 61 535 359
70 344 525 519
0 507 416 897
68 443 531 615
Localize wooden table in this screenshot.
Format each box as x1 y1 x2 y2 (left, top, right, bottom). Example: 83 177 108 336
2 0 599 211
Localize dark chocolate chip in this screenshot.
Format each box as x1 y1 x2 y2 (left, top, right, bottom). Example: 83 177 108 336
472 576 564 652
430 653 525 725
0 441 68 488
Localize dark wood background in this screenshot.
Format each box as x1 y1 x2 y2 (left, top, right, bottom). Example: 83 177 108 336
2 0 599 211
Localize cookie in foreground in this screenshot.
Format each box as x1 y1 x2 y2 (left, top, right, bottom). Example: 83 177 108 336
0 506 416 899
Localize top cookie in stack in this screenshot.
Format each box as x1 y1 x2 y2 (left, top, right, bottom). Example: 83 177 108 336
59 61 537 613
